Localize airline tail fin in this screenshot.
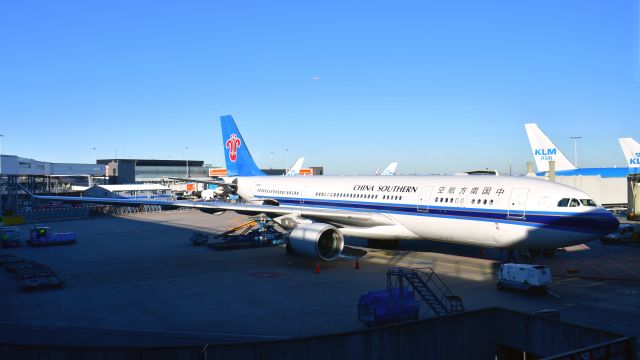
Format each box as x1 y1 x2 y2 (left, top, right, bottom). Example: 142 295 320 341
619 138 640 168
220 115 266 176
286 157 305 176
524 123 577 172
380 162 398 176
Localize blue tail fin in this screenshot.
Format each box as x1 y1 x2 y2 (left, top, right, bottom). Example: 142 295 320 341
221 115 266 176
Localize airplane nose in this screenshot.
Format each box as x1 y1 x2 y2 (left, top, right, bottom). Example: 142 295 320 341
598 210 620 235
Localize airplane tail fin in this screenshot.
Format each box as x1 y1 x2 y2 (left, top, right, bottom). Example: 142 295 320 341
286 157 305 176
524 123 577 172
220 115 266 176
619 138 640 168
380 162 398 176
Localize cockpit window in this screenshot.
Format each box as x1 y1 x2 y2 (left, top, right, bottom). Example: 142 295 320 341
580 199 597 207
557 198 570 207
569 198 580 207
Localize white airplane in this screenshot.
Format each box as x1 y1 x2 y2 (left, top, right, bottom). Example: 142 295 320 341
380 162 398 176
525 123 639 177
286 157 305 176
618 138 640 168
373 162 398 176
524 123 577 173
26 115 619 262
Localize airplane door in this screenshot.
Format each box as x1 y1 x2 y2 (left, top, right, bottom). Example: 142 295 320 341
417 186 433 212
297 188 304 204
508 188 529 218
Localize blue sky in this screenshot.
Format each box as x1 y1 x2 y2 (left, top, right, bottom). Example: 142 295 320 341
1 1 639 175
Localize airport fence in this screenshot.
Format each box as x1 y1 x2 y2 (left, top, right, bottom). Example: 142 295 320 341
0 308 635 360
21 207 92 223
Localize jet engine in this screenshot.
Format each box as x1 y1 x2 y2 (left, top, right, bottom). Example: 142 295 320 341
288 223 344 261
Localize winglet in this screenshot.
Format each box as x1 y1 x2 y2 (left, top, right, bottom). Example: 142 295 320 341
220 115 266 177
524 123 577 172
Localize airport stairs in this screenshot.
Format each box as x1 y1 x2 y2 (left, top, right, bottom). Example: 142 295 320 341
387 267 465 316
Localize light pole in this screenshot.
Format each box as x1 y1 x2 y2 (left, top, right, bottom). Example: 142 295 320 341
570 136 582 167
185 147 190 177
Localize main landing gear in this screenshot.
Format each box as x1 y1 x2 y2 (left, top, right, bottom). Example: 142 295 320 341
506 248 556 263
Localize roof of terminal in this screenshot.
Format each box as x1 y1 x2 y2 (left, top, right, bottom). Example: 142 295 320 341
97 159 205 167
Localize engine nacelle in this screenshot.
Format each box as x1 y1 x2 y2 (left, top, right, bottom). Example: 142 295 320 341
289 223 344 262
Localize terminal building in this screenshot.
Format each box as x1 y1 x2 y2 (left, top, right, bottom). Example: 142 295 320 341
96 159 209 184
0 154 107 216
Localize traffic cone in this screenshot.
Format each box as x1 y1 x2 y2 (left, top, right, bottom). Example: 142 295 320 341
315 261 321 274
355 257 360 270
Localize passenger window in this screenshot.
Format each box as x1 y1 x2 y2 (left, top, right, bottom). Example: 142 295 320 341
483 199 487 205
471 199 475 204
569 198 580 207
445 198 449 203
489 200 494 205
557 198 570 207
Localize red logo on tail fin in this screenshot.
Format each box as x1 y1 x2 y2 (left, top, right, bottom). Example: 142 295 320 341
225 134 242 162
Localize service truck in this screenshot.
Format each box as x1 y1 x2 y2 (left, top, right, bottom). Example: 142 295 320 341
497 263 552 294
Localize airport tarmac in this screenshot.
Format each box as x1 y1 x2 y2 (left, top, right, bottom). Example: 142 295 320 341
1 210 640 349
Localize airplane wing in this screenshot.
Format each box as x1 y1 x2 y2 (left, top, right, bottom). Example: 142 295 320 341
167 178 238 193
26 192 396 228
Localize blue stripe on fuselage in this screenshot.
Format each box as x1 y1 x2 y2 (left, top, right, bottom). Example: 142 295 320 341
254 195 616 235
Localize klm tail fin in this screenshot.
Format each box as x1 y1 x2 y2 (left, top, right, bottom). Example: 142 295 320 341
380 162 398 176
220 115 266 176
619 138 640 168
524 123 577 172
286 157 305 176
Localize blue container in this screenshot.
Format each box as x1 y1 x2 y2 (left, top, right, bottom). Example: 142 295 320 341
358 287 419 327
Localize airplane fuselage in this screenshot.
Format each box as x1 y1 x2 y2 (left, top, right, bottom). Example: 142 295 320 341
236 175 619 249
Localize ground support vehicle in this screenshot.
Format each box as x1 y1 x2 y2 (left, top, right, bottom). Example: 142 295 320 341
497 263 552 294
358 287 419 327
1 227 20 248
28 225 76 246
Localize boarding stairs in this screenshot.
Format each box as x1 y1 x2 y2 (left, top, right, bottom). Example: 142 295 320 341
387 267 465 317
